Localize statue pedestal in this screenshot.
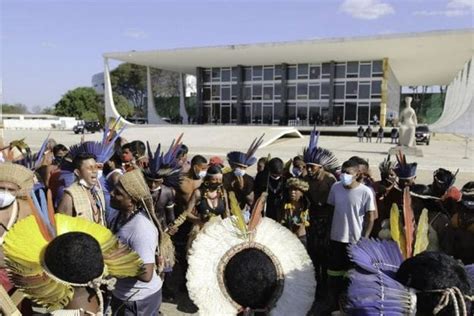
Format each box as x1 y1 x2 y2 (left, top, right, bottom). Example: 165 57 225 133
389 145 423 157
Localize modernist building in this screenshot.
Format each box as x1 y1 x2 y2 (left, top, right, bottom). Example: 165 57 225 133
103 29 473 133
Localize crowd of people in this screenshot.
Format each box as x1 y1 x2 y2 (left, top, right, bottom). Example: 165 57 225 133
0 122 473 315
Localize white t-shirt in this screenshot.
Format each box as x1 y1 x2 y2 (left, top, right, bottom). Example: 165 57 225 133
113 212 162 301
327 182 376 243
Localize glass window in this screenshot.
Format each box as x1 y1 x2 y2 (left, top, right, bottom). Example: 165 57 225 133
221 86 230 100
244 86 251 100
297 82 308 96
221 104 231 124
232 103 239 122
298 64 309 79
370 102 380 120
244 67 252 81
287 86 296 100
371 80 382 95
211 85 220 98
359 83 370 98
231 84 238 99
297 105 308 121
203 87 211 101
357 105 369 125
335 83 345 99
263 86 273 100
253 84 262 99
263 105 273 124
232 67 239 81
372 60 383 73
345 102 357 121
243 104 251 124
360 64 371 78
253 103 262 123
288 103 297 120
288 67 297 80
347 62 358 74
203 70 211 83
335 64 346 78
274 103 284 121
322 63 331 77
309 66 320 79
212 68 220 82
309 107 320 124
321 81 330 96
221 69 231 82
346 81 358 95
253 66 262 79
274 65 282 79
264 67 274 81
274 83 281 96
309 85 320 99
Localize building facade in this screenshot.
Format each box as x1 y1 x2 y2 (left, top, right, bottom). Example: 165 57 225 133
196 59 400 126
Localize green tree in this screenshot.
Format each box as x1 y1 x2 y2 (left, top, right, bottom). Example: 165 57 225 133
54 87 102 120
113 93 134 118
1 103 29 114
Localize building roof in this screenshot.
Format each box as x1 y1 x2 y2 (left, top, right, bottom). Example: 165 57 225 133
104 29 473 86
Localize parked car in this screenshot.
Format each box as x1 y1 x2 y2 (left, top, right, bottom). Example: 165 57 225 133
73 121 102 134
415 125 431 145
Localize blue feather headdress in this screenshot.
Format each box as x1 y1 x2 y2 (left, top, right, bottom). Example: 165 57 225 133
227 134 264 167
143 134 183 189
302 126 339 172
15 134 50 171
394 151 417 179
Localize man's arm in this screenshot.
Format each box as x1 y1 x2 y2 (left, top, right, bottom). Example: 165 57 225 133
56 192 74 216
362 210 376 238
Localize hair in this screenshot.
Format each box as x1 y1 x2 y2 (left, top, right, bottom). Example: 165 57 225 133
206 165 222 176
258 157 267 165
224 248 279 309
177 144 189 159
44 232 104 284
191 155 207 167
286 177 309 192
395 252 472 316
434 168 454 184
72 152 97 170
349 156 369 169
53 144 68 156
341 159 360 172
122 141 146 158
293 155 303 163
268 158 284 175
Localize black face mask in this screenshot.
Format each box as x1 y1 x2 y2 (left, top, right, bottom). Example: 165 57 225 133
205 182 222 191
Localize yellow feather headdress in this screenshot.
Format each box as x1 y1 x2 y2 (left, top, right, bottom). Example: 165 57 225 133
2 189 143 312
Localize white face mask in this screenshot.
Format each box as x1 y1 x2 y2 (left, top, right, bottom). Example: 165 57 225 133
198 170 207 179
0 190 16 209
342 173 354 186
234 168 246 177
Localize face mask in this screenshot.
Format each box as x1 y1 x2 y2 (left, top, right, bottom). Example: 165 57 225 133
342 173 354 186
0 190 16 209
151 186 161 192
291 167 302 177
198 170 207 179
234 168 246 177
205 182 222 191
270 175 281 181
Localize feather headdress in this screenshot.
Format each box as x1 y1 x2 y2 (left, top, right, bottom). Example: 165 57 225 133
302 126 339 172
379 154 396 175
15 134 50 170
394 151 417 179
143 134 183 189
3 188 143 312
227 134 264 167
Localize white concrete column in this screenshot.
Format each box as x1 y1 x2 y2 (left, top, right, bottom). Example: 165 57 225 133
179 72 189 124
103 58 131 125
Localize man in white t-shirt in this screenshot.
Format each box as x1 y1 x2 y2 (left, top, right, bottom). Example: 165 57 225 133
326 159 376 312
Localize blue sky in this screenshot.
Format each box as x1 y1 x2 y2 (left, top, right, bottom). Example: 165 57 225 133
1 0 473 109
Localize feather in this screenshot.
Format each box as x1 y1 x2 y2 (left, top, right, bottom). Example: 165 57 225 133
403 187 415 258
228 191 247 236
413 208 429 255
390 203 407 259
465 264 474 285
248 193 266 232
34 134 50 168
348 239 403 275
26 194 53 242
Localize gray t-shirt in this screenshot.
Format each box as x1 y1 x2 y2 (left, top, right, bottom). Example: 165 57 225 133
113 212 162 301
328 182 376 243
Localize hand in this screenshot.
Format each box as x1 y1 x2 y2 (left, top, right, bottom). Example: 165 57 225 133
167 226 178 236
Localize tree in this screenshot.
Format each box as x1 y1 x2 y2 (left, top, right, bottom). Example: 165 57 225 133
54 87 102 120
113 93 134 118
1 103 29 114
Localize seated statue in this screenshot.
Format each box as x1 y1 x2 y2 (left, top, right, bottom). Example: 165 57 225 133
399 96 417 147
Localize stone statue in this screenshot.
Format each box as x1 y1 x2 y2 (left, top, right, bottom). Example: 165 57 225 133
399 96 418 147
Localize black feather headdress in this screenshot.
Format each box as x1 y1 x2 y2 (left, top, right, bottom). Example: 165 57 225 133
227 134 264 167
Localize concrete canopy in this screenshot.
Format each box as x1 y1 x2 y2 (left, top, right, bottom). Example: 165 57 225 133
104 29 473 86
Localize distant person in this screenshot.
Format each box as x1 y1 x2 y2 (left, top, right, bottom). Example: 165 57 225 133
376 126 384 143
365 126 372 143
372 114 378 125
391 128 399 144
357 126 364 143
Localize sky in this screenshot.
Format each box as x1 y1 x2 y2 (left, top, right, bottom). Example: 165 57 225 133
1 0 473 110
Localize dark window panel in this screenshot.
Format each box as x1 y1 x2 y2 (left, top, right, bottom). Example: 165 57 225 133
203 70 211 83
288 67 297 80
274 65 282 79
297 105 308 121
221 86 231 100
359 83 370 98
244 67 252 81
253 66 262 79
211 85 220 98
357 105 369 125
231 84 238 98
372 60 383 73
287 86 296 100
263 86 273 100
346 81 358 95
321 81 330 95
231 103 239 121
371 80 382 94
232 67 239 80
370 102 381 120
297 82 308 96
360 64 371 78
288 104 297 120
309 85 320 99
347 61 359 74
274 83 281 96
322 63 331 75
309 66 320 79
335 64 346 78
345 102 357 121
274 103 285 121
253 84 262 96
262 106 273 124
253 103 262 123
212 68 220 82
244 86 251 100
335 84 345 99
203 87 211 101
298 64 309 79
264 68 274 81
333 106 344 125
221 69 231 82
